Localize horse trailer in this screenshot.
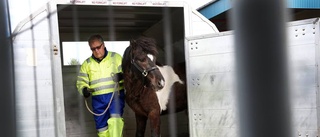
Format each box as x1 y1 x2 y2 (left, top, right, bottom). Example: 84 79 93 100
11 0 320 136
12 1 217 137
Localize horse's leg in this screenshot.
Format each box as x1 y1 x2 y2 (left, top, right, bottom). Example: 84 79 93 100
135 113 147 137
148 110 161 137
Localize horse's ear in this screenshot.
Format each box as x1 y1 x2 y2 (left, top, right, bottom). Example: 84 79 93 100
129 39 136 49
130 39 136 44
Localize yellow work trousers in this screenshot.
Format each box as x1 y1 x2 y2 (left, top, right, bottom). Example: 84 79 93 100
97 117 124 137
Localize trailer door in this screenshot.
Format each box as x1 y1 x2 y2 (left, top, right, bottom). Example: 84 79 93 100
12 1 66 137
186 31 237 137
185 18 320 137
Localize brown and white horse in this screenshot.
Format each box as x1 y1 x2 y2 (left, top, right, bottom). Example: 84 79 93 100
122 36 187 137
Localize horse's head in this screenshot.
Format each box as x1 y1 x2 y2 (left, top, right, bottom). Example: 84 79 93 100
126 36 165 91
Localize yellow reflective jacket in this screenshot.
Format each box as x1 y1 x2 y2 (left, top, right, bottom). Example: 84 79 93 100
76 51 124 96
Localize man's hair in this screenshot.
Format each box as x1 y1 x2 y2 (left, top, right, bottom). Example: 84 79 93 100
88 34 104 45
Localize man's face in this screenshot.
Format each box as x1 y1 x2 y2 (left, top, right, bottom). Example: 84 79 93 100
89 40 105 60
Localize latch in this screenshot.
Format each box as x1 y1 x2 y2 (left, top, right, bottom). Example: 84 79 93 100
53 45 58 55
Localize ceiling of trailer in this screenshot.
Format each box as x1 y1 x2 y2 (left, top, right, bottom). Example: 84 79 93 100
57 5 184 44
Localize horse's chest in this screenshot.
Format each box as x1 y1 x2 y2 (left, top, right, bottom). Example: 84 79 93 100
156 88 171 112
127 90 159 108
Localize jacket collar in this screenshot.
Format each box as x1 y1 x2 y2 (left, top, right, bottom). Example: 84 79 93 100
91 47 108 63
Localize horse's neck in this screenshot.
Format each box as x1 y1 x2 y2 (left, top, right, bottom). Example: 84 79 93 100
159 65 184 85
156 65 184 111
125 76 143 87
124 71 148 91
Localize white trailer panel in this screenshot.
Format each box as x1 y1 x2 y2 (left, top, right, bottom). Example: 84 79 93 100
13 1 65 137
186 18 320 137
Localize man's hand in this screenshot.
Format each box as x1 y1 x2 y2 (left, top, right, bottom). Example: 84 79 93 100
112 72 123 82
87 88 95 93
82 87 94 98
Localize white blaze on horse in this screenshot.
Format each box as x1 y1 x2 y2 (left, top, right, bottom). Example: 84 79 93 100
122 36 187 137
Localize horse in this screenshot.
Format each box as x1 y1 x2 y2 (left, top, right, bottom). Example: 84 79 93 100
121 36 188 137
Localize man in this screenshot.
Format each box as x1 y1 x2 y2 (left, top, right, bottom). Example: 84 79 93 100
76 34 125 137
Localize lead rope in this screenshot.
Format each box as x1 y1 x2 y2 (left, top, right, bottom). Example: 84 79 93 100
84 82 119 116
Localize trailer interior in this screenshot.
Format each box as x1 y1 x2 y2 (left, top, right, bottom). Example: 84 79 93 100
57 4 189 137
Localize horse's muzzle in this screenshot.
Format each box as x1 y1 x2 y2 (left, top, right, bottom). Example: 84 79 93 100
157 79 165 90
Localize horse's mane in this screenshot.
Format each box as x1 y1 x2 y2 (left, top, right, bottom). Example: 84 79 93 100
130 36 158 56
122 45 131 72
122 36 159 71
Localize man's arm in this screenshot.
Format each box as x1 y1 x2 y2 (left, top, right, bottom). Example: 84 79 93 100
76 61 91 98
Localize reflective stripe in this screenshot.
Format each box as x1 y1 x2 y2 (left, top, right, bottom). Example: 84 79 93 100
77 77 89 84
90 77 113 85
92 83 124 95
86 58 91 63
111 52 115 57
97 126 108 132
78 73 88 77
110 114 122 118
93 83 124 91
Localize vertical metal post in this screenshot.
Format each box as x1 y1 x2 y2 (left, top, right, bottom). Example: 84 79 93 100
163 7 177 137
0 0 16 136
232 0 292 137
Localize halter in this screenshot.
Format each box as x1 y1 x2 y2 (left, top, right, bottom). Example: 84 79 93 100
130 47 158 77
131 59 157 77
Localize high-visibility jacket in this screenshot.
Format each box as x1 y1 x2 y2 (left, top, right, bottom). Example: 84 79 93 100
76 51 124 96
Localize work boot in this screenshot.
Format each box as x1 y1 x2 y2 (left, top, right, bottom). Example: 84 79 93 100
97 129 109 137
107 117 124 137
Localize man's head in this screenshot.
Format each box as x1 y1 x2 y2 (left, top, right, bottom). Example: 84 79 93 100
88 34 106 60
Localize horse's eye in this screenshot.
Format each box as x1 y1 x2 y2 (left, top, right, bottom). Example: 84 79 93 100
142 58 147 62
137 57 146 62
